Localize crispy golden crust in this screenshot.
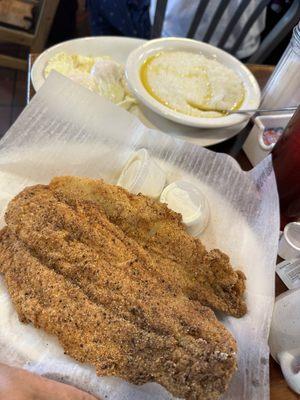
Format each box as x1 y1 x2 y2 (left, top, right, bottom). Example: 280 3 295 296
0 177 245 399
50 176 247 317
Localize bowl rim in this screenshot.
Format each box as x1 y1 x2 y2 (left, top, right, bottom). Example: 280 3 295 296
125 37 261 129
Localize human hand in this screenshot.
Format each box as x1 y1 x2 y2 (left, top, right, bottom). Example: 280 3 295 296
0 363 98 400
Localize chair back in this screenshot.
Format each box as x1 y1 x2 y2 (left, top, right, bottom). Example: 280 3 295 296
0 0 59 69
151 0 300 62
31 0 60 53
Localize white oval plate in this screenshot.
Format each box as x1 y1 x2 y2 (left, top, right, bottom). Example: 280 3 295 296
31 36 146 91
126 37 261 129
31 36 258 147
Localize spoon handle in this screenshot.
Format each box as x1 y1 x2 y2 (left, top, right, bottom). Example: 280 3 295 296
230 106 297 115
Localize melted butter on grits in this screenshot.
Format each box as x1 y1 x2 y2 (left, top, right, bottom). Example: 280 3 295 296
141 51 245 118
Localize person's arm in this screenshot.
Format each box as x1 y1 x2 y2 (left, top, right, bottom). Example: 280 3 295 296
0 363 98 400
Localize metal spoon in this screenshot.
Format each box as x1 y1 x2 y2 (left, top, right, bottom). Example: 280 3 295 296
188 102 297 115
225 106 298 115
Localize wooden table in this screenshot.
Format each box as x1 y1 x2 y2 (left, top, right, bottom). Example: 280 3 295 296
27 56 299 400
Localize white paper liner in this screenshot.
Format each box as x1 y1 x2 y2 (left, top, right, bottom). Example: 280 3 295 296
0 72 279 399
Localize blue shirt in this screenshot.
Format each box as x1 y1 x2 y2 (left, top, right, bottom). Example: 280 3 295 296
87 0 151 39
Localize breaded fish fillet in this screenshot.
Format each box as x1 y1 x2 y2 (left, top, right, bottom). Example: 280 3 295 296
50 176 246 317
0 228 236 398
0 183 239 399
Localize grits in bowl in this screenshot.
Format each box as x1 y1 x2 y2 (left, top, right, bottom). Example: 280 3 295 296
140 51 245 118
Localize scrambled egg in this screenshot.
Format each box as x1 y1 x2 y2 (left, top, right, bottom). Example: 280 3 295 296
44 52 136 110
141 51 245 118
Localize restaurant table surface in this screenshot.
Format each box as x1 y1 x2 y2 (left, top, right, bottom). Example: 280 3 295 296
27 55 299 400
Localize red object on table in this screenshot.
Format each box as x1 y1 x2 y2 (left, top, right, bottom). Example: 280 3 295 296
272 106 300 229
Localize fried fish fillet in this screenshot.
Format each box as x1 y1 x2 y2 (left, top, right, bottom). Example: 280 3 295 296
50 176 247 317
1 228 236 397
0 183 238 399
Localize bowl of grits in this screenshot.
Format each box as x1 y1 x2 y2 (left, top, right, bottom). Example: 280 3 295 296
126 38 261 128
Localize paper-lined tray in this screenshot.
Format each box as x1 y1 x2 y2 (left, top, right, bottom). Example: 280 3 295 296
0 72 279 399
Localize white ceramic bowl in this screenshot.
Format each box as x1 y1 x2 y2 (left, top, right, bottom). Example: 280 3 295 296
126 38 261 129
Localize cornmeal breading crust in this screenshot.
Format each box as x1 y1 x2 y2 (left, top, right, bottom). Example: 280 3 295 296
0 177 246 399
